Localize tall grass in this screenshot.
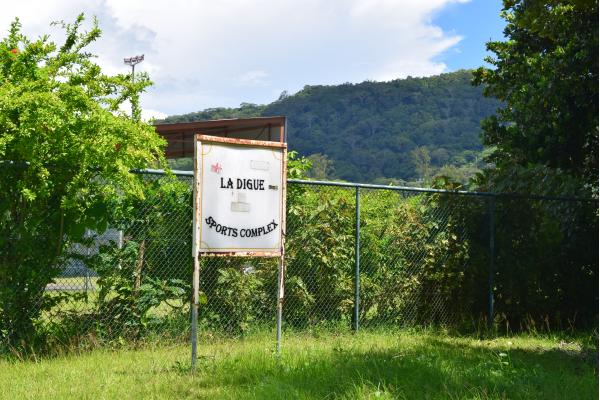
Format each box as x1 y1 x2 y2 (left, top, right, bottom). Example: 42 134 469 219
0 329 597 399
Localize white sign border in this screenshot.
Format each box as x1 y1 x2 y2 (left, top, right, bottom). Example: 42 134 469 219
193 134 287 258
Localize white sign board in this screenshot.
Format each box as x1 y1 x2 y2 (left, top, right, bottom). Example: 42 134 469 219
194 136 286 256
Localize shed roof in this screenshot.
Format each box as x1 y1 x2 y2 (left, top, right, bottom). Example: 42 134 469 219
154 116 286 158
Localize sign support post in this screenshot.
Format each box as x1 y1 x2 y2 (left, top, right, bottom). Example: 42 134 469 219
191 254 199 371
275 147 287 354
276 255 284 354
191 133 287 369
191 135 201 372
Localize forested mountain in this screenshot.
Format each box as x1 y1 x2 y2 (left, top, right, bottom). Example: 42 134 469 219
158 70 500 182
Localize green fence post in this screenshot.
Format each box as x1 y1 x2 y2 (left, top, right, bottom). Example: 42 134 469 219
488 197 496 330
354 186 361 332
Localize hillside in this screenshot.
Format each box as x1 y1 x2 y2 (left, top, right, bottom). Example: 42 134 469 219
158 70 500 182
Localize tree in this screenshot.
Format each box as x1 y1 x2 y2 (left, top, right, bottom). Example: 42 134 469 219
473 0 598 193
159 70 501 183
411 146 431 182
471 1 598 330
0 15 165 346
306 153 335 180
430 148 450 166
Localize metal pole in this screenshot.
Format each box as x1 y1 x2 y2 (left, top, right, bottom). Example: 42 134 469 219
487 197 496 330
354 186 361 332
130 64 135 118
191 254 199 370
191 136 201 371
276 147 288 355
276 255 284 354
124 55 143 120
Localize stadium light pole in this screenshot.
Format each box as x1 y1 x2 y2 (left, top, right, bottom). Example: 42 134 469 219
124 54 144 118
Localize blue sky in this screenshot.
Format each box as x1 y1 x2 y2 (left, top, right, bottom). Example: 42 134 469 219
433 0 505 70
4 0 507 118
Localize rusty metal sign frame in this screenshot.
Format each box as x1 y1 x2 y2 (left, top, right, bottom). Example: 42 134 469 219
191 132 288 370
192 134 287 258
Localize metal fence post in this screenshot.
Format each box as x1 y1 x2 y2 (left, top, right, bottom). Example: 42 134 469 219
276 255 284 354
487 197 496 330
354 186 361 332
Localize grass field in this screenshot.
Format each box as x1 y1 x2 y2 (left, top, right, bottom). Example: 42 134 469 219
0 330 597 399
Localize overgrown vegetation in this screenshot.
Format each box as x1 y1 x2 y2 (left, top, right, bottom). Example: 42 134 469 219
1 1 597 356
0 330 597 399
5 152 593 354
468 0 600 330
0 16 165 348
473 0 598 196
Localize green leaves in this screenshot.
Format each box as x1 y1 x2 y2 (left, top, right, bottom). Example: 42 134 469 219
0 14 166 345
474 0 598 191
470 3 598 330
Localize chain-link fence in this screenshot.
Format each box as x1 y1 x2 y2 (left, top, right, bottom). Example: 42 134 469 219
1 170 597 350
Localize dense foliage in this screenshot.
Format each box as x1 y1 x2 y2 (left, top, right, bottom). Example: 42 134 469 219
2 2 597 351
469 0 599 329
473 0 598 194
0 16 165 346
159 71 500 183
1 160 595 353
11 155 591 351
85 175 191 338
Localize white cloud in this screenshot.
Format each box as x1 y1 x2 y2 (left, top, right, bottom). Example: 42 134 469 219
141 108 168 122
116 102 167 122
235 70 269 87
3 0 470 116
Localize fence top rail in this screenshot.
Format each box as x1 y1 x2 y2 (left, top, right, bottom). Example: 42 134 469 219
131 168 194 177
130 169 596 203
287 179 597 203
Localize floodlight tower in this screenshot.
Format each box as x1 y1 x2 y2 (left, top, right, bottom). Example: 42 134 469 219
124 54 144 118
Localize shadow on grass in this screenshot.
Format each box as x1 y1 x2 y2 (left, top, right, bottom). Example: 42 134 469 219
180 336 598 399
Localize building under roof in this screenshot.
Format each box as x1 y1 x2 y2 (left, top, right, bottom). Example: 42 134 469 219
154 116 286 158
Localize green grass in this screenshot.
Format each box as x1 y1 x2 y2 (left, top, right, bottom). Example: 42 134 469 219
42 277 186 319
0 330 597 399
